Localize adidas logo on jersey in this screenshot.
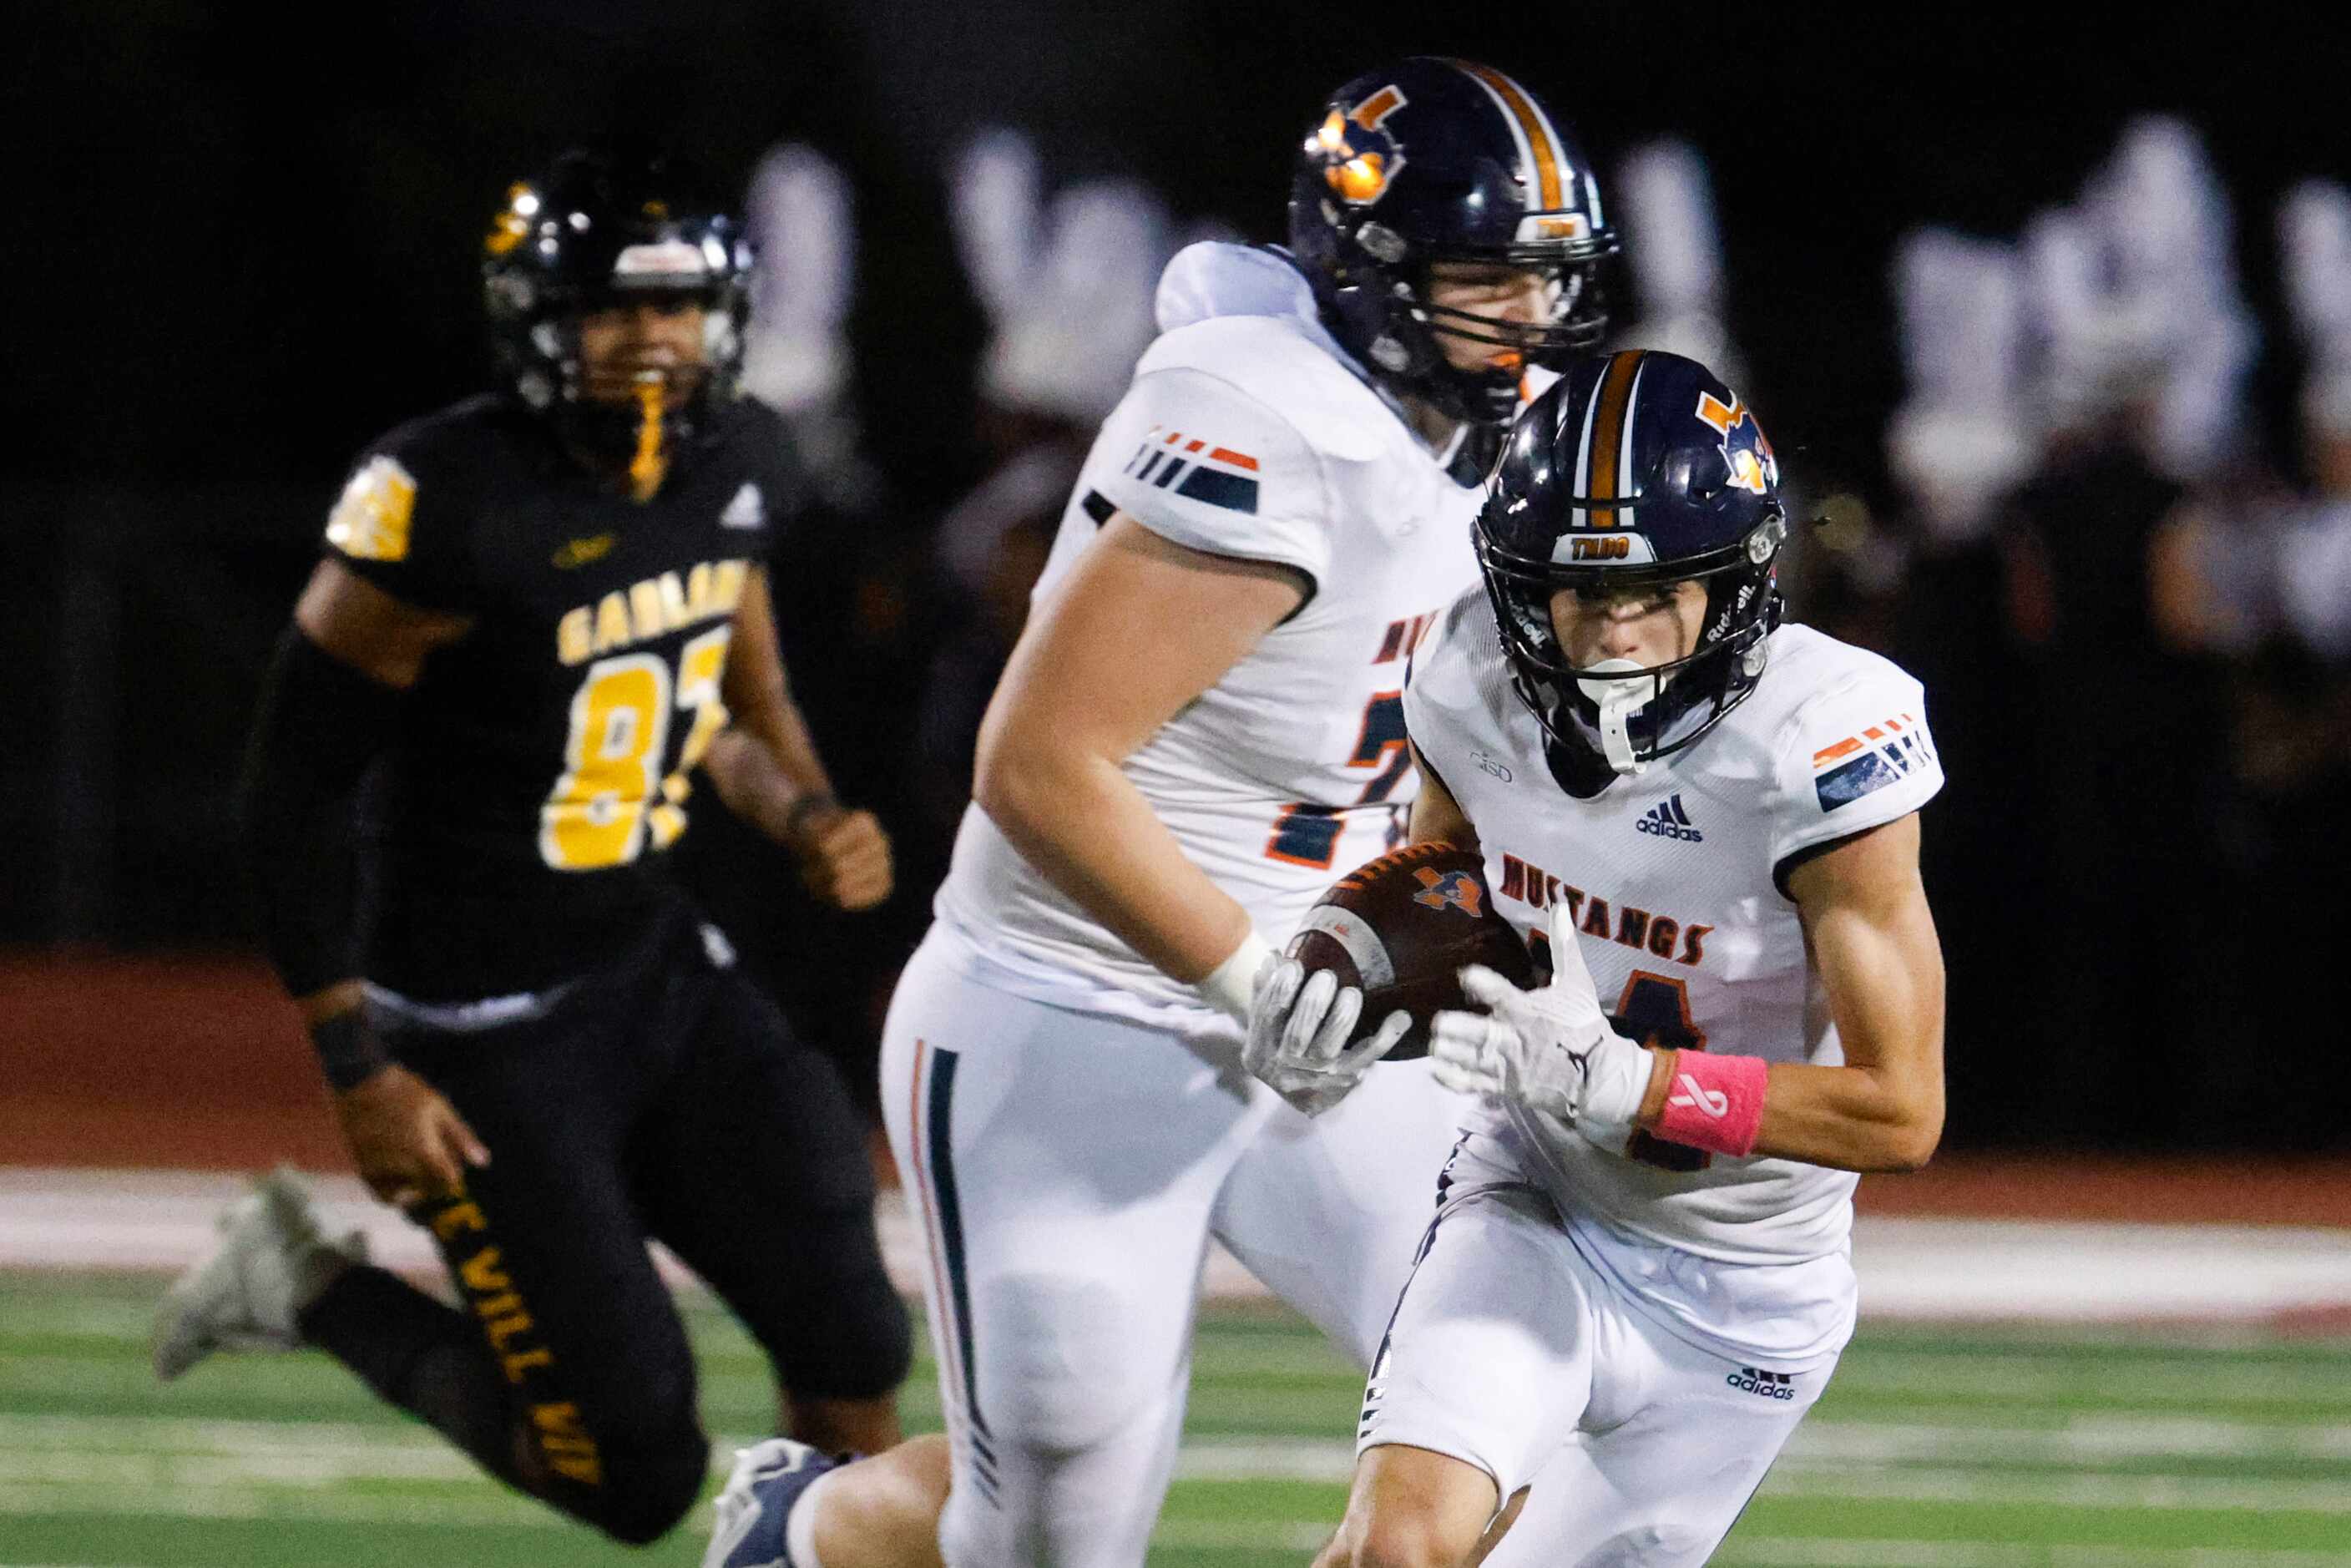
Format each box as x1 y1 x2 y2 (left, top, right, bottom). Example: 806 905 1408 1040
1727 1367 1796 1401
720 483 765 529
1635 794 1703 842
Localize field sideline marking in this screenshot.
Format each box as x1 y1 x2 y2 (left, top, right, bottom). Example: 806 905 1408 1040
8 1169 2351 1320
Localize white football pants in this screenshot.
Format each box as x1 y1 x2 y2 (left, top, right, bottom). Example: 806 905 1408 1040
879 928 1470 1568
1364 1166 1838 1567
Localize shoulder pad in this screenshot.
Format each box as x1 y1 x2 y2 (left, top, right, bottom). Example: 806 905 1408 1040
1752 625 1926 728
1404 586 1507 735
1138 316 1394 465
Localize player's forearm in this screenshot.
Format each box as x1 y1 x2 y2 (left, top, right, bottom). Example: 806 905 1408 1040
1623 1020 1943 1171
1737 1059 1944 1172
239 630 398 1089
975 743 1255 983
240 632 382 999
705 700 840 843
1752 856 1947 1172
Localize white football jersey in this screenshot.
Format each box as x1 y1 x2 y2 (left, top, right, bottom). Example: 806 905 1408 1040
1404 588 1944 1280
933 243 1488 1024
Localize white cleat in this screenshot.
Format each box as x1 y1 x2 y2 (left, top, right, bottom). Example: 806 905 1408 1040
152 1166 366 1382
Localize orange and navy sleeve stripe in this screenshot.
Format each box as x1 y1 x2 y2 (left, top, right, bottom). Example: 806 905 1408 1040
1811 713 1937 809
1122 425 1261 513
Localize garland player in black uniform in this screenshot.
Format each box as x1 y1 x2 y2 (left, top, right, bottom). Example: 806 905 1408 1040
153 149 913 1547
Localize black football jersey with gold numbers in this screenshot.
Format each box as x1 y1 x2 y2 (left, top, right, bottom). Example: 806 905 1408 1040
323 392 802 1000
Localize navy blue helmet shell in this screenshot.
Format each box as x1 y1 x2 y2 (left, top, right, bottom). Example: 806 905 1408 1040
1475 350 1789 789
1288 58 1617 427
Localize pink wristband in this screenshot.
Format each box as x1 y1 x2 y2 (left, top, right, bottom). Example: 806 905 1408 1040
1652 1053 1769 1158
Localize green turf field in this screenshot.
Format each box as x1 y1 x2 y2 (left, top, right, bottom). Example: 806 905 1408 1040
4 1272 2348 1565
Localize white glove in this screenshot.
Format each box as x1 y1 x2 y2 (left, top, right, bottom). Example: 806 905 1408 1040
1428 903 1656 1151
1243 956 1410 1118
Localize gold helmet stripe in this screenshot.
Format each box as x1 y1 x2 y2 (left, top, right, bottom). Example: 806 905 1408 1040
1585 350 1646 522
1451 62 1564 214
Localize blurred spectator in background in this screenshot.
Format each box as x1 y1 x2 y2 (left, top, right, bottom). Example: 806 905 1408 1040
674 144 938 1106
910 130 1225 862
1881 227 2045 1142
1610 140 1743 385
2148 178 2351 1149
741 144 887 516
1883 118 2272 1147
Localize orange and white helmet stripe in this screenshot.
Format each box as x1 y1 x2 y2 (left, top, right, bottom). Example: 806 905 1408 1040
1447 60 1572 219
1574 350 1647 530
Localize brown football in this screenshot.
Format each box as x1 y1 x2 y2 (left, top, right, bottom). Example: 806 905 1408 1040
1285 841 1536 1061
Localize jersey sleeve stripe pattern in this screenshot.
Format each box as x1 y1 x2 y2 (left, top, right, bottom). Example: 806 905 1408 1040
1811 712 1937 809
1123 426 1264 514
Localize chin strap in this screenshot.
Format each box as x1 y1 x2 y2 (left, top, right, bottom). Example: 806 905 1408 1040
1576 657 1652 776
628 374 669 501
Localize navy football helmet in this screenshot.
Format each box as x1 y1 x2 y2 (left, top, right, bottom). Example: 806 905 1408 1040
482 149 751 463
1475 350 1789 792
1290 58 1617 427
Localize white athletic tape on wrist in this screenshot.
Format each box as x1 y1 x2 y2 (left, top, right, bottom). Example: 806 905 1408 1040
1199 929 1277 1024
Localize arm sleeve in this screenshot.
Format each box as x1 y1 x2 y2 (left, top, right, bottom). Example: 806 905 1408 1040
1767 664 1945 879
1084 366 1335 589
321 443 480 614
237 629 401 998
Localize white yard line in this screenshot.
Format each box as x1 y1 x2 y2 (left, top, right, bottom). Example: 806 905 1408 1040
8 1167 2351 1322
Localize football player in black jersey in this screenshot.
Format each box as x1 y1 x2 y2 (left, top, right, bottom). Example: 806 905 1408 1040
152 149 912 1548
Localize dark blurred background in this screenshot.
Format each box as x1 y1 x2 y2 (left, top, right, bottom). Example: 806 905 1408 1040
8 2 2349 1154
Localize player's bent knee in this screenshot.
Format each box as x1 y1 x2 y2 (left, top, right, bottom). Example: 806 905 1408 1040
981 1271 1165 1453
567 1424 710 1545
780 1209 916 1400
1329 1446 1497 1568
1336 1518 1477 1568
1590 1520 1717 1561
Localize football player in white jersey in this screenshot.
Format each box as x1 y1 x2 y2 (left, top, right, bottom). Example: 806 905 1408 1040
706 58 1619 1568
1296 350 1949 1566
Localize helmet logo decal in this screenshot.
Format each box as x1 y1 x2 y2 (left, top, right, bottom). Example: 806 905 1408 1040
1317 86 1408 206
1349 85 1407 131
1694 390 1778 495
